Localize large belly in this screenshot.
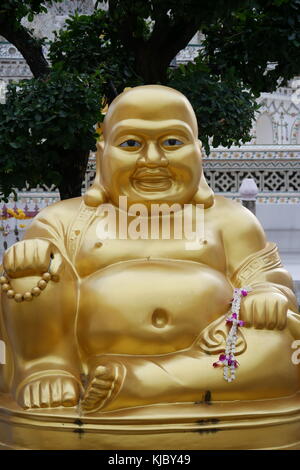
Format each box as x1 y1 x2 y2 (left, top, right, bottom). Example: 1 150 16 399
77 259 232 356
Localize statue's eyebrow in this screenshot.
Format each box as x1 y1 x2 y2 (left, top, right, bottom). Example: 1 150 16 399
110 119 194 140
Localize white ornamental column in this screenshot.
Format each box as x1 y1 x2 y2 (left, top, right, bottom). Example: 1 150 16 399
239 178 259 215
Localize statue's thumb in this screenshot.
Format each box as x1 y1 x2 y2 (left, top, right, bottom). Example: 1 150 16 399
49 246 64 279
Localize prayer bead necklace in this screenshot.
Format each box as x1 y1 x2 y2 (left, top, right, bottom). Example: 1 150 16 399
0 263 59 303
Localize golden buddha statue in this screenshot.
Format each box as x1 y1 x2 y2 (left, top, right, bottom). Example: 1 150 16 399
0 85 300 450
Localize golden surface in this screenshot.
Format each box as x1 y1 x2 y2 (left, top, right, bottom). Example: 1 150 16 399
0 85 299 449
1 392 300 450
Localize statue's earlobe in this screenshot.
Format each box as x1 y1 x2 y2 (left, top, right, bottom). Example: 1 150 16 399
192 140 214 208
83 183 107 207
83 140 108 207
193 174 214 209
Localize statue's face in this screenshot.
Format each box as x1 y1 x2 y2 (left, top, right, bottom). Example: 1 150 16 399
100 86 202 206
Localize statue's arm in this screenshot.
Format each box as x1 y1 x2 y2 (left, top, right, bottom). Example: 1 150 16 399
22 197 83 258
220 197 298 328
0 198 83 406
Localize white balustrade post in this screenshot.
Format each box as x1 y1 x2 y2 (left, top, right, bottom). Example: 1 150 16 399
239 178 258 215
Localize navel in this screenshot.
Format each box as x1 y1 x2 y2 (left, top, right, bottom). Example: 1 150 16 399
152 308 169 328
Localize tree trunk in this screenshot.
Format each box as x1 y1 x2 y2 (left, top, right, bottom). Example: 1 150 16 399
135 46 169 84
57 149 90 200
108 0 200 85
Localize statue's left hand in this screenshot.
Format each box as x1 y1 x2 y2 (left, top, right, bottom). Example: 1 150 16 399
240 290 288 330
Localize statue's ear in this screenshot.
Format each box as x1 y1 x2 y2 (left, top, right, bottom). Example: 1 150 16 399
83 140 108 207
192 140 214 209
193 173 214 209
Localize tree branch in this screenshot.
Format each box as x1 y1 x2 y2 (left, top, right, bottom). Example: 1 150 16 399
150 15 199 65
108 0 142 51
0 18 49 78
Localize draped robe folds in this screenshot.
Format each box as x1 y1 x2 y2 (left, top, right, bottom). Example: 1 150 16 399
0 195 299 404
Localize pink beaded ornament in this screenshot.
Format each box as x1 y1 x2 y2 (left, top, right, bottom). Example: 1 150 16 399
213 287 252 382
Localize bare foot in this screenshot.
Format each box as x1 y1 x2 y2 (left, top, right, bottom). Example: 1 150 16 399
81 363 125 414
16 374 80 409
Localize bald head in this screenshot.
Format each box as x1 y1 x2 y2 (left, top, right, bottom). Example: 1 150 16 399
98 84 203 207
103 85 198 138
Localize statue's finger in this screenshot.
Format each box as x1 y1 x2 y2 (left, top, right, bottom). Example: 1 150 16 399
11 242 22 273
49 249 64 278
254 298 266 329
36 240 52 273
247 299 255 327
241 300 252 327
23 241 45 274
13 244 19 273
2 248 12 274
265 300 276 330
24 240 37 272
277 302 287 331
3 244 22 276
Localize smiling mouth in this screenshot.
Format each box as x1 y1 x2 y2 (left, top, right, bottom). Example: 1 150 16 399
131 168 173 192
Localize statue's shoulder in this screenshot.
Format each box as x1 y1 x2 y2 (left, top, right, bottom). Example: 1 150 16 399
213 194 263 228
213 194 253 217
28 197 85 234
213 195 266 241
35 197 83 221
23 197 85 243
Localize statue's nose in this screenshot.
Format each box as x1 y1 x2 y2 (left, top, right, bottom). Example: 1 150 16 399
138 142 168 167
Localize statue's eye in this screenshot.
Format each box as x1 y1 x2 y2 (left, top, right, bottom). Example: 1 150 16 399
162 139 183 147
119 139 141 148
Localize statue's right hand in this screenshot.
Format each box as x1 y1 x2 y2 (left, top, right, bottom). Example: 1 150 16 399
3 239 63 279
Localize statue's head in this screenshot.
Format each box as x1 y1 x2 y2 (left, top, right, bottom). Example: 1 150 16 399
84 85 214 208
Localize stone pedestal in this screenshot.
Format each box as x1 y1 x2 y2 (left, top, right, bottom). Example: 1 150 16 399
0 393 300 450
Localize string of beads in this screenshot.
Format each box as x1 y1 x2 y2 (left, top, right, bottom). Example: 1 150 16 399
0 266 59 303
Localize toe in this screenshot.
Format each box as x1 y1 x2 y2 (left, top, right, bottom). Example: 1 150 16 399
30 381 40 408
19 384 31 409
39 380 51 408
49 378 62 407
62 378 78 407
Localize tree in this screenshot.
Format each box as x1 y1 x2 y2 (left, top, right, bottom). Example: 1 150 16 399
48 9 142 102
102 0 247 84
202 0 300 94
1 0 300 201
48 6 258 154
168 61 258 152
0 71 104 200
0 1 62 78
